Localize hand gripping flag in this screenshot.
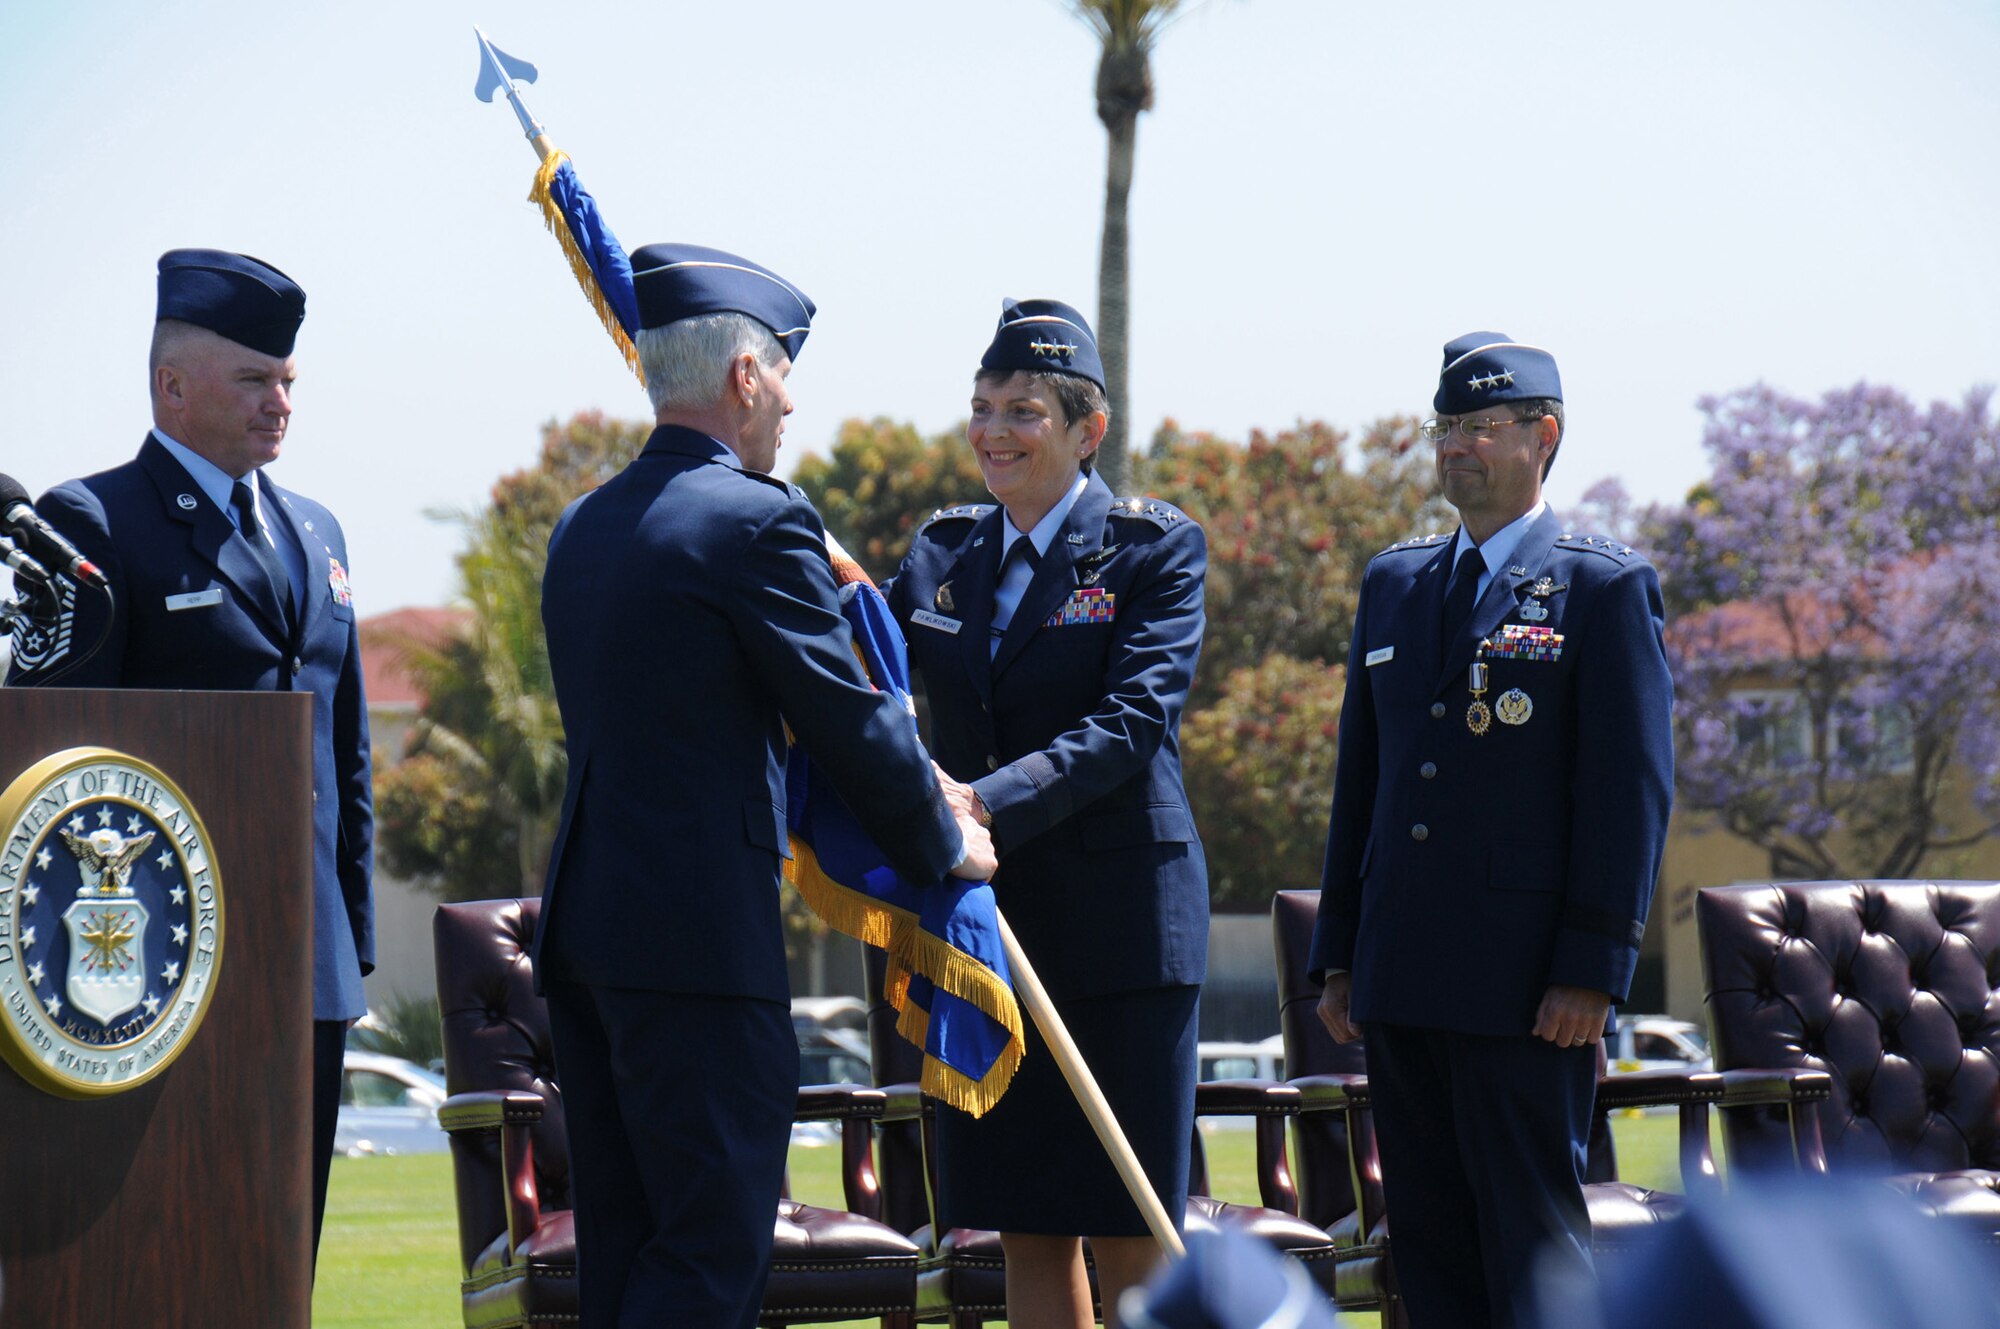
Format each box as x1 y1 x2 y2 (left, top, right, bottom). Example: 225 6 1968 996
475 29 1022 1115
783 537 1023 1115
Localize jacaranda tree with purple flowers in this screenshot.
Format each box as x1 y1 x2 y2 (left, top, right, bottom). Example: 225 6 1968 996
1646 383 2000 879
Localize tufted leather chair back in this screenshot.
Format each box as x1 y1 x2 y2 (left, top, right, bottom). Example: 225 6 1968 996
1698 881 2000 1175
435 898 572 1272
1272 890 1371 1229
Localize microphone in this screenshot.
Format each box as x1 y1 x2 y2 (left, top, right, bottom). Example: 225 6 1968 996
1 532 52 585
0 473 108 590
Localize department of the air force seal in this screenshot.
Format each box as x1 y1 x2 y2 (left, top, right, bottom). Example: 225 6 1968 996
0 748 224 1098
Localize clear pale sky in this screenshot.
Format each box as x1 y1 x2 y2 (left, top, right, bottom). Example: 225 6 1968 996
2 0 1994 614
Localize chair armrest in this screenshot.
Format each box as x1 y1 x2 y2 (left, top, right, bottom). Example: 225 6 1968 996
1287 1072 1371 1114
796 1082 889 1122
1594 1068 1724 1111
440 1089 547 1260
1195 1078 1304 1116
1713 1068 1833 1175
796 1083 890 1220
439 1089 545 1133
1714 1068 1833 1107
873 1081 928 1124
1194 1079 1303 1213
1595 1069 1728 1195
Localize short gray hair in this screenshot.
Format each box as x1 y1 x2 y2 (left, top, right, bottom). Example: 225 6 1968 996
637 313 785 413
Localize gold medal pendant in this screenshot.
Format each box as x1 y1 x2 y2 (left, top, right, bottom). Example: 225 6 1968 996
1466 654 1492 736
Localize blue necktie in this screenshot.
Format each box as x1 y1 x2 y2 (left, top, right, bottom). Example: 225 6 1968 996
232 480 294 628
1440 543 1484 653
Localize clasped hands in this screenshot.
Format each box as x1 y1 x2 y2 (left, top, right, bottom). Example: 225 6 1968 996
935 762 998 880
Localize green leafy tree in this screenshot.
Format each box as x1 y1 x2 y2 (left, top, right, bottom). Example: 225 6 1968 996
791 417 986 584
1139 415 1448 699
1070 0 1187 492
1182 654 1344 909
373 411 649 900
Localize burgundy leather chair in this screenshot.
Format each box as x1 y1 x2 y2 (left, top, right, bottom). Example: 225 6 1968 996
1272 889 1727 1325
1698 880 2000 1256
859 946 1338 1326
433 898 924 1328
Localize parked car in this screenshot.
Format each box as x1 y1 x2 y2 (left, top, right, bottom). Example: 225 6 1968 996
1607 1014 1712 1075
335 1050 448 1157
1196 1035 1285 1084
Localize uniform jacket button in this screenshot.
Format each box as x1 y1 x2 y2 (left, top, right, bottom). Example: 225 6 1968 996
1430 702 1446 719
1419 762 1437 779
290 657 303 676
986 755 999 772
1411 824 1429 842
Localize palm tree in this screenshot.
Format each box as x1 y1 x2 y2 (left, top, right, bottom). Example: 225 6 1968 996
1070 0 1186 492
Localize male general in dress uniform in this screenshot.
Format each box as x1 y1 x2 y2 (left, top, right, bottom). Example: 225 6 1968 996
6 250 374 1262
1309 335 1674 1328
535 242 996 1328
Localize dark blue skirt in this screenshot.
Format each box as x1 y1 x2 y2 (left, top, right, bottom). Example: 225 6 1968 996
935 984 1199 1236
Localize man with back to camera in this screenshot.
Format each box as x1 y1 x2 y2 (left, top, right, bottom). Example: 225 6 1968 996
535 241 997 1327
1309 334 1674 1327
6 249 374 1265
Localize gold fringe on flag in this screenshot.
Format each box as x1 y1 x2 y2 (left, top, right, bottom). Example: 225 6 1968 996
786 838 1025 1118
529 151 645 385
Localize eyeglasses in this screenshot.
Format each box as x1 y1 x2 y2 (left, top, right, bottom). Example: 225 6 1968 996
1419 415 1544 444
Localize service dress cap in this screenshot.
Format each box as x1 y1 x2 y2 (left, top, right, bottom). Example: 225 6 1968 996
1434 332 1562 416
979 297 1105 389
156 249 306 358
1120 1229 1338 1329
627 242 815 362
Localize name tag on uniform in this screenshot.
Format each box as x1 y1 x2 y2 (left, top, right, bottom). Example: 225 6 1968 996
165 589 225 612
911 609 962 635
1365 646 1394 667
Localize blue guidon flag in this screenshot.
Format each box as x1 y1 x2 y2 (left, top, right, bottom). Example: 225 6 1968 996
529 150 645 384
785 537 1023 1116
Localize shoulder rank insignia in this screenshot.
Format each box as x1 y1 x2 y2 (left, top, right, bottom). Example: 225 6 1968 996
1109 497 1183 528
922 503 995 528
1556 532 1637 561
1378 532 1451 555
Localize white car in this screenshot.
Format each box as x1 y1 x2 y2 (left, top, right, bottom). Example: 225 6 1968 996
335 1050 448 1157
1607 1015 1712 1075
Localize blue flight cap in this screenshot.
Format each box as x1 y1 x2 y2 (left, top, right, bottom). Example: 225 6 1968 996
1119 1229 1338 1329
627 242 815 362
156 250 306 358
979 297 1105 389
1434 332 1562 415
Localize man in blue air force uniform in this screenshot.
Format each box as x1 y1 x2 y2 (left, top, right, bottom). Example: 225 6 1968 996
535 243 996 1329
1309 335 1674 1328
6 250 374 1262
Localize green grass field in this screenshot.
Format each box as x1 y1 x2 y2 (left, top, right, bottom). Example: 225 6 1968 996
310 1110 1707 1327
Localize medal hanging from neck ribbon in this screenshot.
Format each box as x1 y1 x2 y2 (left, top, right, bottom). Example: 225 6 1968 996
1467 647 1492 736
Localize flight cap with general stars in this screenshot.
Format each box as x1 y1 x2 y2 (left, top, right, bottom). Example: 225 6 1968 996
979 297 1105 389
1433 330 1562 415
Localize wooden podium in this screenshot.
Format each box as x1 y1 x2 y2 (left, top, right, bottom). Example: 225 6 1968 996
0 688 315 1327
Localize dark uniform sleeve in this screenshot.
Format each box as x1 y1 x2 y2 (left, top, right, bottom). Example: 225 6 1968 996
5 483 126 687
328 527 375 977
1548 560 1674 999
728 495 961 884
969 516 1207 853
1309 572 1379 984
